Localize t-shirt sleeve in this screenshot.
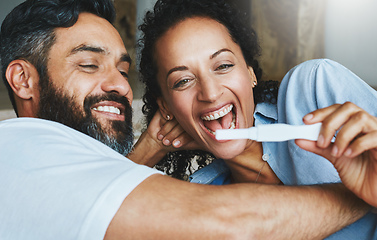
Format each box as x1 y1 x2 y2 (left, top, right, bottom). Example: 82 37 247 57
0 118 162 240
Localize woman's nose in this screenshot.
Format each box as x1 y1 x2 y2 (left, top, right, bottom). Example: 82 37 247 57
101 69 132 98
197 75 223 102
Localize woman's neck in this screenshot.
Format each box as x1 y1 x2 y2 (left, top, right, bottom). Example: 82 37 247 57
224 141 281 184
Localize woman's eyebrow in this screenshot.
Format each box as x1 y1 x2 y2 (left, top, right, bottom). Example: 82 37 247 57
165 49 234 79
166 66 188 79
210 48 234 59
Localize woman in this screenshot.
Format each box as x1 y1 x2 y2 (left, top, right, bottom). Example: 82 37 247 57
131 0 283 184
130 0 377 202
128 1 377 237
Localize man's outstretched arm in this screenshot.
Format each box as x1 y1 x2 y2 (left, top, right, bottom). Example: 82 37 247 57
105 174 369 240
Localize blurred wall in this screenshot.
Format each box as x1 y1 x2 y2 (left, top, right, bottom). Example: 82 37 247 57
325 0 377 87
0 0 24 109
1 0 377 111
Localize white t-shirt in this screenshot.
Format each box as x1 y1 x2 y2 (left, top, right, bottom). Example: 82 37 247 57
0 118 161 240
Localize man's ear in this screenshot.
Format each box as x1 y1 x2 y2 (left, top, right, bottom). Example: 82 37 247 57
156 97 174 121
5 60 39 100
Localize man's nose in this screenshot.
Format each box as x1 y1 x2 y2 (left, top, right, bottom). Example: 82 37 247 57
197 75 223 103
101 69 133 99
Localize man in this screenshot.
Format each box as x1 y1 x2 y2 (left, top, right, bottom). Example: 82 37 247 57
0 0 374 239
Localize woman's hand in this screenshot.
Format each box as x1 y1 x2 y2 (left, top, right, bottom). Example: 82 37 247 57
127 111 201 167
155 114 199 150
296 102 377 207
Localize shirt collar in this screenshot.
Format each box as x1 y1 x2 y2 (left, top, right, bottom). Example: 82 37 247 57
254 102 278 125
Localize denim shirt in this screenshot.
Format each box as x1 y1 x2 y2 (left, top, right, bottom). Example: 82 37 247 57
189 59 377 239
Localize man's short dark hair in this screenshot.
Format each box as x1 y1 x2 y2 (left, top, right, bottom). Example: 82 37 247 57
0 0 116 115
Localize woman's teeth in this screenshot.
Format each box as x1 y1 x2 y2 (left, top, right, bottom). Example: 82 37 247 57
202 105 236 135
201 105 233 121
206 114 235 135
92 106 121 115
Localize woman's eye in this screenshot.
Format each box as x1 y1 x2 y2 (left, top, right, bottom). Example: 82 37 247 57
172 78 193 89
215 63 234 71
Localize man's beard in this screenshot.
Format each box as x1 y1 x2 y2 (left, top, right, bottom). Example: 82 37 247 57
37 77 134 156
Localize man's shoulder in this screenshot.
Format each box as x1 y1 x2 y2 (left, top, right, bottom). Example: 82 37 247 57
0 117 119 158
0 117 86 142
1 117 73 131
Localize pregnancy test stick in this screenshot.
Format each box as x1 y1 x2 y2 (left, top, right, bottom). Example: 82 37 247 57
215 123 322 142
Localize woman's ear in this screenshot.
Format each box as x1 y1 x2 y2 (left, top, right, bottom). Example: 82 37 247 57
5 60 39 100
156 97 174 121
247 66 257 88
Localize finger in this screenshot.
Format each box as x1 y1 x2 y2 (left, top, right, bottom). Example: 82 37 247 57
295 139 337 164
162 124 185 146
157 120 180 141
303 105 342 148
315 102 363 149
332 111 377 157
171 133 194 148
343 130 377 158
147 111 168 139
303 104 341 124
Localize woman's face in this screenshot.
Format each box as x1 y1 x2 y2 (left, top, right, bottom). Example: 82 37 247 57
155 17 256 159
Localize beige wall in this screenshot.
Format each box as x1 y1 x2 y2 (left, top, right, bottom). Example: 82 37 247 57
1 0 377 111
251 0 326 82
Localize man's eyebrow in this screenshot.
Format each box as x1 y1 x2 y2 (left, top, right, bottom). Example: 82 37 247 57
166 66 189 79
69 44 108 56
120 53 132 65
210 48 234 59
69 44 132 65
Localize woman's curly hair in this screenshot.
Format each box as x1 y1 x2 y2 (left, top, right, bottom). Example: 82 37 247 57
138 0 279 180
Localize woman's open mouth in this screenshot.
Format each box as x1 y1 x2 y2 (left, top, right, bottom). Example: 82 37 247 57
200 104 236 135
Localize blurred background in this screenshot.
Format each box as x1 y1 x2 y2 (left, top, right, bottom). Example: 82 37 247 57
1 0 376 114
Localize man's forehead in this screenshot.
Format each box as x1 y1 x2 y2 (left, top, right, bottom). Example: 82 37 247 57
51 13 128 60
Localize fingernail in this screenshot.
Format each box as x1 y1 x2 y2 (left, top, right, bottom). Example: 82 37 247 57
344 148 352 157
158 134 164 140
303 113 314 121
173 140 181 148
331 145 338 157
163 139 170 146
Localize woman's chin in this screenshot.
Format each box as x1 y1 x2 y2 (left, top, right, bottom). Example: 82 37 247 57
211 141 246 160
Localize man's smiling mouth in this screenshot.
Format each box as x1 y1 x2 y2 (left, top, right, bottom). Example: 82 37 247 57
92 105 121 115
90 101 126 122
201 104 236 135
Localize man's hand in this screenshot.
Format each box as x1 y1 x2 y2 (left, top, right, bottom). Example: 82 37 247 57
296 102 377 207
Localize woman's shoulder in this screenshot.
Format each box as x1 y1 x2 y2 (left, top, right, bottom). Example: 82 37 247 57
281 59 350 89
277 58 377 124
